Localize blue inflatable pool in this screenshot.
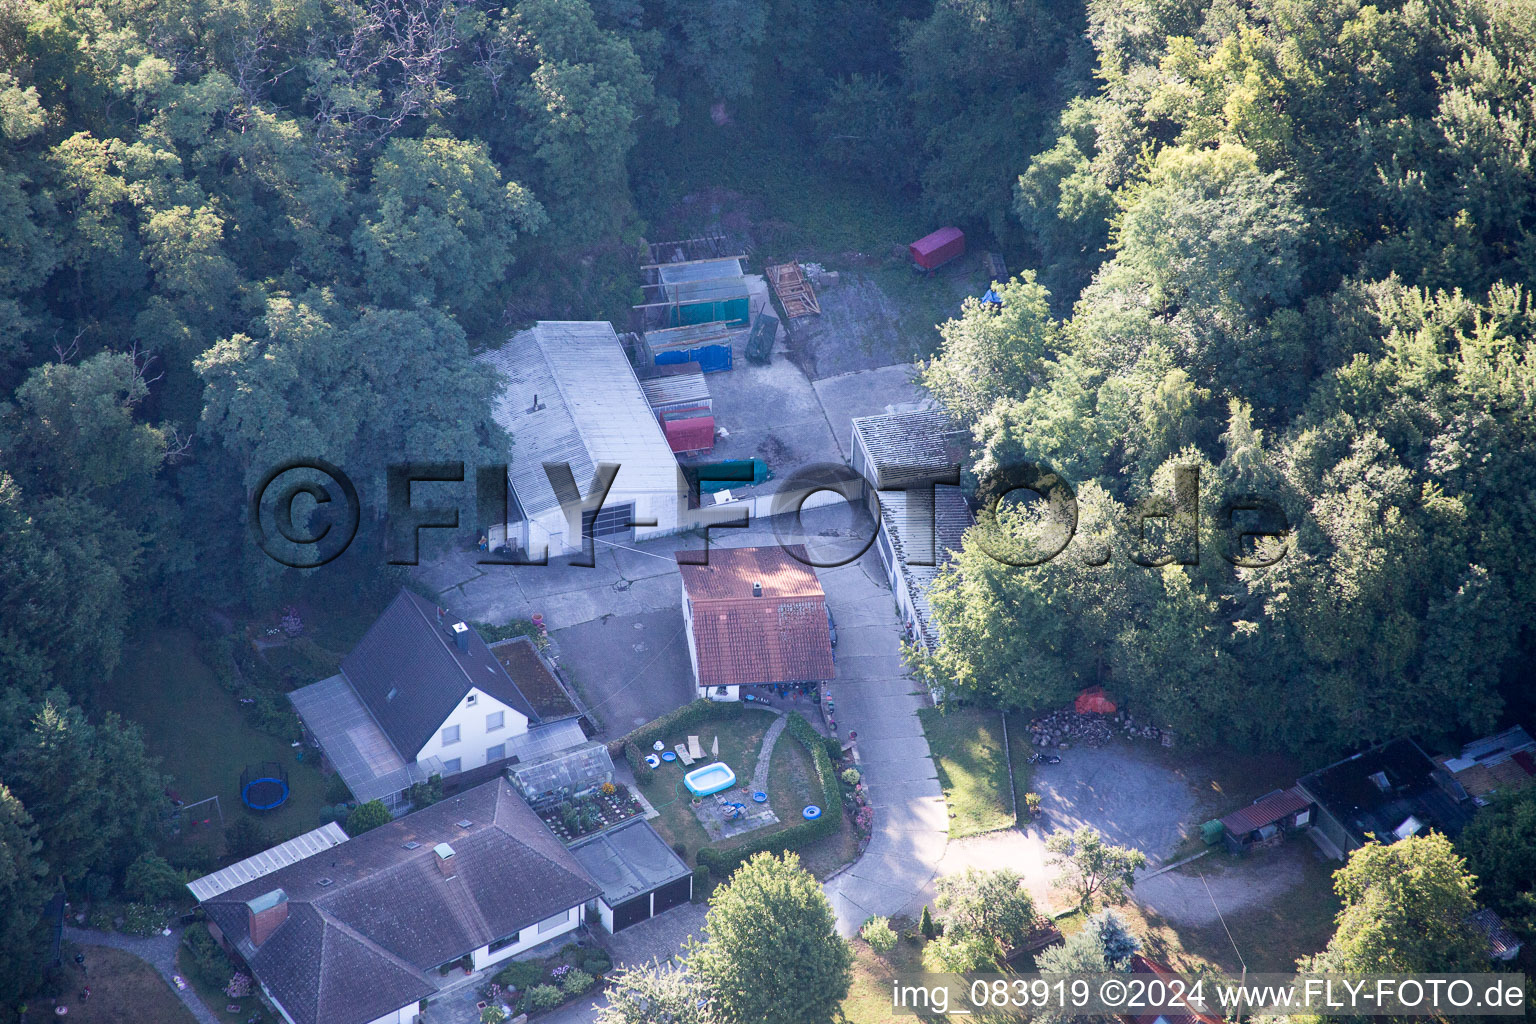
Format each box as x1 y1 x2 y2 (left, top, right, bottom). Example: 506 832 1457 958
685 762 738 797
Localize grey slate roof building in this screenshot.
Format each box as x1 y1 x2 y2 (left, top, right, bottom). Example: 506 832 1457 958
202 778 600 1024
341 588 538 756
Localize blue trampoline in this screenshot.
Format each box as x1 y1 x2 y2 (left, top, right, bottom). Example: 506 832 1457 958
240 762 290 812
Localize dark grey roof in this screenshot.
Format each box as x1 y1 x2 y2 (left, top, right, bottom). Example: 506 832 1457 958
852 410 965 489
341 589 537 757
571 820 691 905
1297 738 1475 846
204 778 600 1024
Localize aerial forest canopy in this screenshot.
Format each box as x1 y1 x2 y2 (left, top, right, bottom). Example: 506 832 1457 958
916 0 1536 757
0 0 1534 994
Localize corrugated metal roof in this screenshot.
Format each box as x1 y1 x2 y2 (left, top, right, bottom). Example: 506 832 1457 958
187 823 350 902
1220 788 1310 837
641 368 710 409
480 322 679 521
853 410 965 489
881 486 972 651
659 258 747 304
1468 908 1521 960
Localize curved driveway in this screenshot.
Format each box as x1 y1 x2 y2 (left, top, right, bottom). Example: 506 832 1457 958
818 548 950 935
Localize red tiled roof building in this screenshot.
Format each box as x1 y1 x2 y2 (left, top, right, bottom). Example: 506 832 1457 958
676 546 835 701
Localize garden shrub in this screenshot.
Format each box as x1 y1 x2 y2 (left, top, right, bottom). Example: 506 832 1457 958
494 960 544 990
525 984 563 1010
87 904 117 931
123 852 183 903
692 864 711 901
672 841 687 860
183 923 233 988
560 968 594 995
862 916 897 953
841 768 861 785
581 951 612 976
624 742 651 786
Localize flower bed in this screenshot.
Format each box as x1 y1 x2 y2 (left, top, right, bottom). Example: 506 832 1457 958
537 783 643 843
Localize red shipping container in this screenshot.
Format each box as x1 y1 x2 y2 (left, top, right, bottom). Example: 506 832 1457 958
664 415 715 454
909 227 966 270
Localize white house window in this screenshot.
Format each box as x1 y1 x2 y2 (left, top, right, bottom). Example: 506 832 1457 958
466 693 477 706
488 930 521 953
441 725 461 746
486 744 505 763
537 912 567 934
442 758 461 774
486 711 505 732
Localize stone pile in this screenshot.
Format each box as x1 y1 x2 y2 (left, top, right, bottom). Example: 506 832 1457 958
1028 708 1163 749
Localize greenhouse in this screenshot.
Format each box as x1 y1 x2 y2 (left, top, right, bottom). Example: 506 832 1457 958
508 741 616 810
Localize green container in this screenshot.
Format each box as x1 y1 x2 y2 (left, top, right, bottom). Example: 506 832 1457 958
1201 819 1225 845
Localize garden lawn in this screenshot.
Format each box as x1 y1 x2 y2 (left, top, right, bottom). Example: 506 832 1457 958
842 923 931 1024
918 706 1015 838
97 629 329 853
53 945 199 1024
642 707 778 857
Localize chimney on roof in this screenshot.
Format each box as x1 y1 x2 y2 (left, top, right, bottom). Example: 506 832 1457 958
529 393 544 413
246 889 289 947
752 581 762 598
451 621 471 653
434 843 456 880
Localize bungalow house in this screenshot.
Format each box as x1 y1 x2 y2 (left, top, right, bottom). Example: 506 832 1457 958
1294 738 1475 858
290 588 586 812
676 545 835 702
191 778 601 1024
1218 787 1316 854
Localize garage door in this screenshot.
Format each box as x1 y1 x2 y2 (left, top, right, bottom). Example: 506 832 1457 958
651 876 692 916
583 502 635 541
611 893 651 932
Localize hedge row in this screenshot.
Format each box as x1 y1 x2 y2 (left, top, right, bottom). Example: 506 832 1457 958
696 711 843 875
608 698 745 759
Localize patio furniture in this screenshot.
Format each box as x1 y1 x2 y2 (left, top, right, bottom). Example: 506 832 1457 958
674 744 696 766
687 735 703 760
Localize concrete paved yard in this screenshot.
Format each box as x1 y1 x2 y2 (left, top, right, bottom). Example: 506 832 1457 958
926 740 1202 915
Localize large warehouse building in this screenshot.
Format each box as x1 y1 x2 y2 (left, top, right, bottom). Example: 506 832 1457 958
480 321 688 558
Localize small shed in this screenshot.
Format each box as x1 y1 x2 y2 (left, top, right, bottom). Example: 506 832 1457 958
635 252 751 332
641 321 737 373
641 363 715 454
909 227 965 271
1220 788 1315 854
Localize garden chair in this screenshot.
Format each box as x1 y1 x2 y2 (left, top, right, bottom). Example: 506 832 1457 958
687 735 703 760
674 744 695 766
